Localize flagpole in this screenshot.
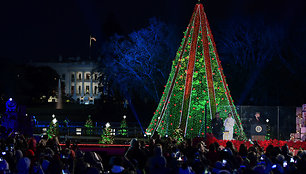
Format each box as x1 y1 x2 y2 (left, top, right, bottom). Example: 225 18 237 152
89 35 92 59
89 35 96 60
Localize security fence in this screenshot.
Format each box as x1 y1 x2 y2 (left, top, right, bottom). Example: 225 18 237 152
32 106 297 140
34 121 143 138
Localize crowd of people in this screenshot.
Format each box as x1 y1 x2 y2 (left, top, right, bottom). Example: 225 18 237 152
0 128 305 174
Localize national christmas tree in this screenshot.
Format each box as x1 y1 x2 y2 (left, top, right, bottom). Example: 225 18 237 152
146 2 245 139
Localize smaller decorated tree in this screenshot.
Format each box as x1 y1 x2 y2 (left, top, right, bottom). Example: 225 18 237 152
172 128 184 144
84 115 94 135
99 122 114 144
119 115 128 136
47 114 59 138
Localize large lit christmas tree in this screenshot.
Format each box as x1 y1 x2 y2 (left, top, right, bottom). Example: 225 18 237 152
146 2 245 139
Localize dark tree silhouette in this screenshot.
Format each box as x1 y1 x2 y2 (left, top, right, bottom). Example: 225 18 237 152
0 63 59 105
100 18 178 103
216 17 306 105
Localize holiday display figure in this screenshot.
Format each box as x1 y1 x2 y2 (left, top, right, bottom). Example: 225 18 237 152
146 2 245 139
99 122 114 144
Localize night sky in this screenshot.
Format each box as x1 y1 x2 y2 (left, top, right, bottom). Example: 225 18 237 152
1 0 305 62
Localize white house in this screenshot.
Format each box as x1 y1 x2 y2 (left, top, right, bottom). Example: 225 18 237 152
32 57 106 104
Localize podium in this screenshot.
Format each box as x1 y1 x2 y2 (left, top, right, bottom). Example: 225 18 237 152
250 124 266 141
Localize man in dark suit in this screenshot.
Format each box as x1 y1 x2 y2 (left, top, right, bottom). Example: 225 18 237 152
211 112 223 139
251 112 262 124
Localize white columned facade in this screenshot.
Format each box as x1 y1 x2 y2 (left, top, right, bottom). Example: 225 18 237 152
74 71 77 97
81 71 85 96
90 74 93 97
68 71 71 94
